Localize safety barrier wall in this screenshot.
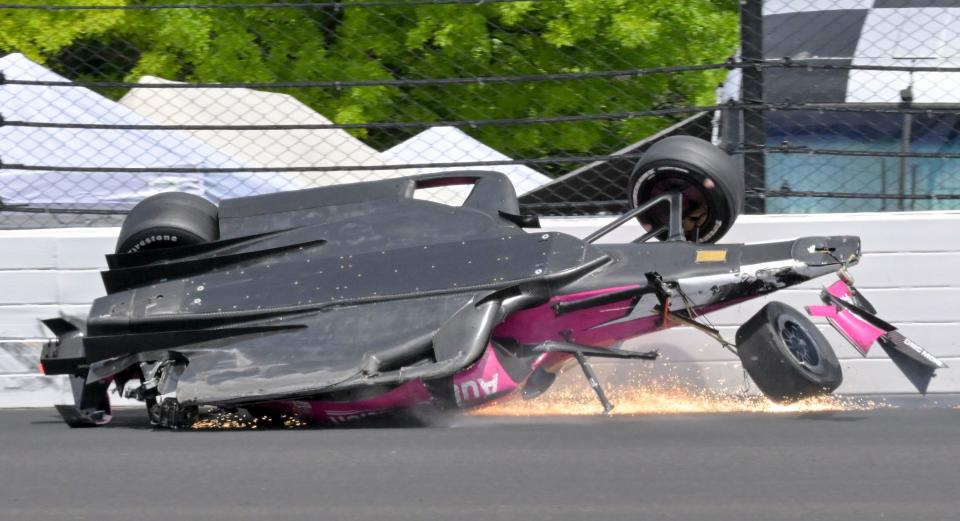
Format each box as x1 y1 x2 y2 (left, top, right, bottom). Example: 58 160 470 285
1 211 959 406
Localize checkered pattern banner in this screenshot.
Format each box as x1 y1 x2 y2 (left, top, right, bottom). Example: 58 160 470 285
727 0 960 213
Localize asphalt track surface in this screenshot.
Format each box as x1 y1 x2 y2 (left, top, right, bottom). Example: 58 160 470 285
1 405 958 521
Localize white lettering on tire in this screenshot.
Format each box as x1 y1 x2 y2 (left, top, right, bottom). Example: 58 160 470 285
128 234 182 253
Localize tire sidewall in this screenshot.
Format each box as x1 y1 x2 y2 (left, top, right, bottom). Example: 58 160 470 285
628 136 743 244
736 301 843 401
119 226 209 254
116 193 219 254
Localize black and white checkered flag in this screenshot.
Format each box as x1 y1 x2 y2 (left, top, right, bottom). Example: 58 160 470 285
726 0 960 104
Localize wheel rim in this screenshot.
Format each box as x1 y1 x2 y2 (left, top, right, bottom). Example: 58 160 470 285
779 319 822 372
633 170 712 242
631 165 729 243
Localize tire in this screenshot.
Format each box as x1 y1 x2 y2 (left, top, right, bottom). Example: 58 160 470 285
116 192 219 254
628 136 743 243
736 301 843 402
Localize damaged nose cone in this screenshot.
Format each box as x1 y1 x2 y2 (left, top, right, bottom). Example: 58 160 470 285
794 236 861 269
737 236 863 292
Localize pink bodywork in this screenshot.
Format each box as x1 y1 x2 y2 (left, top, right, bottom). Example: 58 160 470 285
262 279 894 424
493 285 663 346
275 285 669 424
805 279 886 356
268 344 526 425
451 345 520 405
265 379 434 425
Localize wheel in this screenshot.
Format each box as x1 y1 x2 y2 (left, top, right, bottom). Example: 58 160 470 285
628 136 743 243
735 302 842 402
116 192 219 254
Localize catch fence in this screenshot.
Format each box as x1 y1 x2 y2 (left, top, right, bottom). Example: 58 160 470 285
0 0 958 228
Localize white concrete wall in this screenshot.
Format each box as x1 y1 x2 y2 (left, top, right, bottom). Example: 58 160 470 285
0 228 117 406
1 211 958 406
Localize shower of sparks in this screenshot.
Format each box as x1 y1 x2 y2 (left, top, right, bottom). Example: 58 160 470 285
192 411 307 430
470 383 886 417
190 378 888 428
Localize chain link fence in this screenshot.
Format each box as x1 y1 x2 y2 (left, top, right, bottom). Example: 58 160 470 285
0 0 958 228
731 0 960 214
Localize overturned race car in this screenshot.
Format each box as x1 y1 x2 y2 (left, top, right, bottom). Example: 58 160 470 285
41 137 946 428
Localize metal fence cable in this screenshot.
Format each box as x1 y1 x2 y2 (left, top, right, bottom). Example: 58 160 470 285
0 0 549 10
0 153 650 174
3 63 734 89
9 101 960 132
12 60 960 90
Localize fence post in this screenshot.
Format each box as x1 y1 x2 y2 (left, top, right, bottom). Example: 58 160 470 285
740 0 766 213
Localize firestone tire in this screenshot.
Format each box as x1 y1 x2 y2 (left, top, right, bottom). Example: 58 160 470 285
736 301 843 403
628 136 743 243
116 192 219 254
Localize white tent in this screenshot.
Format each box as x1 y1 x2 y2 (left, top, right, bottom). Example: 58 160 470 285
0 53 291 205
120 81 547 203
382 126 552 195
119 77 402 189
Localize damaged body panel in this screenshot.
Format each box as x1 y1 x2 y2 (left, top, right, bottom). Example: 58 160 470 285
40 171 945 428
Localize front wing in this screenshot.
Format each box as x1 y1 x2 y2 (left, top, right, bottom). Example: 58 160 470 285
807 278 947 393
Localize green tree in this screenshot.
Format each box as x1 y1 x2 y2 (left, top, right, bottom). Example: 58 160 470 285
1 0 739 166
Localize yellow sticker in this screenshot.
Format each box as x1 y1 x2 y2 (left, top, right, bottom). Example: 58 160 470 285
695 249 727 263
